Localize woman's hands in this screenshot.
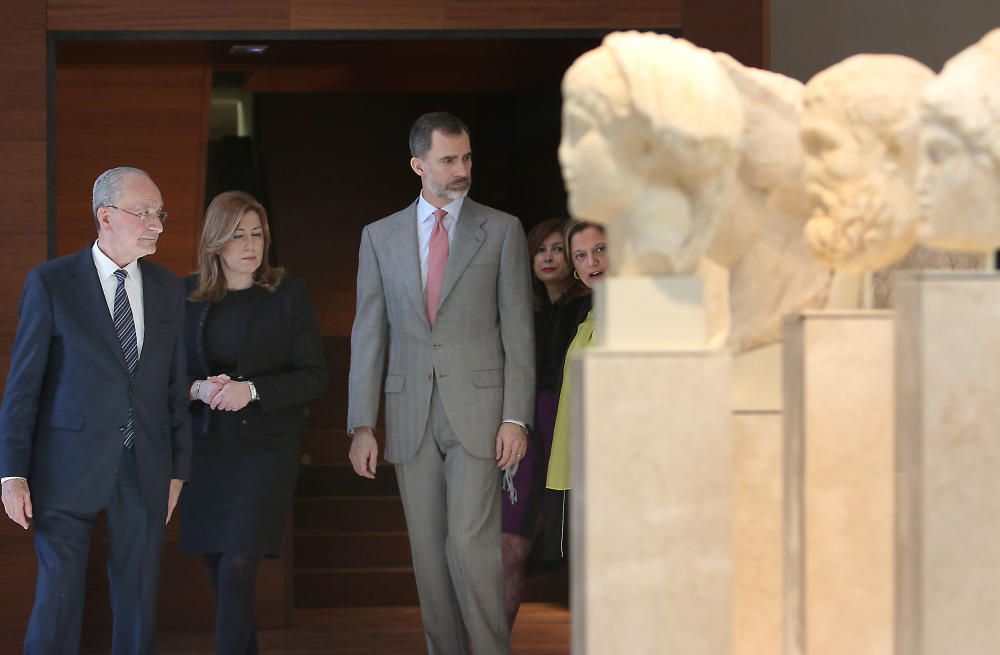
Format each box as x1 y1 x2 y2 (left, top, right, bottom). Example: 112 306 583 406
190 373 246 411
210 377 254 412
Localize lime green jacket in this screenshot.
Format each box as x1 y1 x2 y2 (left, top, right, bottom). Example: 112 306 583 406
545 310 596 491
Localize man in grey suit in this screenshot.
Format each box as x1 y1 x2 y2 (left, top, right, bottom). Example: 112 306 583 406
348 112 534 654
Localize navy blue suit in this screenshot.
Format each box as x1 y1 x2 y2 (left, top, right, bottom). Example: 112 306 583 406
0 246 191 654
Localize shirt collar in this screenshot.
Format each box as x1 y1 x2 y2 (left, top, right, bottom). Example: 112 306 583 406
92 240 141 280
417 193 465 224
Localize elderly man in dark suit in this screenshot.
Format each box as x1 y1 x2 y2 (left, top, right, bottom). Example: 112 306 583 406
0 166 191 655
348 112 534 654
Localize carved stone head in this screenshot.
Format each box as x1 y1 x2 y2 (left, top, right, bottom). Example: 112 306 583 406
916 28 1000 251
801 54 934 272
559 31 743 275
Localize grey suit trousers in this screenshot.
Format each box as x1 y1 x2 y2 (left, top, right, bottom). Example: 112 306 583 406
395 381 509 655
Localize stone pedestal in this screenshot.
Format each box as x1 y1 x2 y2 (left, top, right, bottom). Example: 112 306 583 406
731 342 784 655
783 311 895 655
895 272 1000 654
595 275 706 350
571 348 731 655
733 408 783 655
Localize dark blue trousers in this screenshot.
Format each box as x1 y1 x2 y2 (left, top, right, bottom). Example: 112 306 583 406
24 447 166 655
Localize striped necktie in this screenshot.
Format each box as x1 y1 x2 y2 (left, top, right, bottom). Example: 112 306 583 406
113 269 138 448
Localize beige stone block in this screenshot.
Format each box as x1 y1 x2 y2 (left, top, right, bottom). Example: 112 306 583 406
594 275 706 351
783 311 895 655
572 349 731 655
895 272 1000 654
733 410 783 655
732 342 783 411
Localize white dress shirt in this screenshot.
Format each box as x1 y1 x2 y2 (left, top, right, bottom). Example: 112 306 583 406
2 243 145 485
416 193 463 290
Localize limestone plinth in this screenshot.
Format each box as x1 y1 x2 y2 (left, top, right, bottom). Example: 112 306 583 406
594 275 706 351
733 409 783 655
783 311 895 655
572 349 730 655
895 272 1000 654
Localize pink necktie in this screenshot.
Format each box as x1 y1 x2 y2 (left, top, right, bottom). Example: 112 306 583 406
426 208 449 328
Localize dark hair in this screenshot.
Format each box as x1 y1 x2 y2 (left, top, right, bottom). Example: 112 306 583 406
409 112 470 158
190 191 284 303
526 218 587 309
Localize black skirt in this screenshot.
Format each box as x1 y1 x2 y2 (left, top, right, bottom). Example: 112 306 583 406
179 429 300 558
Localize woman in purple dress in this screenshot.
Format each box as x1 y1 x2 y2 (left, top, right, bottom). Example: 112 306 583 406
502 218 588 629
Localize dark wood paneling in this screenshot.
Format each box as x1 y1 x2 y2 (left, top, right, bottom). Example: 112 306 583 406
290 0 680 30
55 42 212 276
50 0 679 32
681 0 766 68
0 0 46 649
48 0 291 31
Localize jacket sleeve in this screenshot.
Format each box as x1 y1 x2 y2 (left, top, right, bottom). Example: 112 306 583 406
497 216 535 426
347 225 389 432
0 270 53 478
251 278 328 412
167 278 193 481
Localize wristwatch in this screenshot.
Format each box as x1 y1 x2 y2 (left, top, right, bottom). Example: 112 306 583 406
246 380 259 402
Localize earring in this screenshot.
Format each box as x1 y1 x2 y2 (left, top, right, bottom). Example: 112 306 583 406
573 270 581 280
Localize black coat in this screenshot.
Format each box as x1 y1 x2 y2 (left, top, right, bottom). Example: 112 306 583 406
179 274 327 556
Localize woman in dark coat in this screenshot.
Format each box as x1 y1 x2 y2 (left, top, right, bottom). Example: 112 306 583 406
180 190 327 655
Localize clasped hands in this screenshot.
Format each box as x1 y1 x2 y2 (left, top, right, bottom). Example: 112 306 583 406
191 374 252 412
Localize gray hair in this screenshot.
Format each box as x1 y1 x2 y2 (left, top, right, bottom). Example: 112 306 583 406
92 167 151 228
408 112 469 158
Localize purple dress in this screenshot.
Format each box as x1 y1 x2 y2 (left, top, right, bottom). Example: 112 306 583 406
502 293 589 536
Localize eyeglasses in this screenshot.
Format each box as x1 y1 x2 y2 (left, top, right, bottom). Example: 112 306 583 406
107 205 168 224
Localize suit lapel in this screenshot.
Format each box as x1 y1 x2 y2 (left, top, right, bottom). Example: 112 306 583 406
70 248 130 375
438 201 486 309
137 260 163 373
386 201 430 328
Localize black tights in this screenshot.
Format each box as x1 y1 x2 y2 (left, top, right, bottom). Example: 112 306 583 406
203 552 261 655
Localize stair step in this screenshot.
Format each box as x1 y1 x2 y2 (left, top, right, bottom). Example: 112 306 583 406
295 567 419 607
295 496 407 532
294 565 567 608
297 463 399 497
295 531 412 568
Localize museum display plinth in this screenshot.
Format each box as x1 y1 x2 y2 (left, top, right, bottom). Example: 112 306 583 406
895 272 1000 655
731 342 784 655
732 407 783 655
572 276 731 655
783 311 895 655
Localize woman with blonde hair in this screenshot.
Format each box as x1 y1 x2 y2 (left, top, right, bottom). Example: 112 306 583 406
180 191 327 654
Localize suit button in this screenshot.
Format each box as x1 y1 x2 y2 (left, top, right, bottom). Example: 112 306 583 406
426 374 432 380
241 419 248 426
119 426 126 433
432 342 441 349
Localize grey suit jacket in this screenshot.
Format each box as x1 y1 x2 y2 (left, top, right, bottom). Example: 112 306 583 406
348 198 535 463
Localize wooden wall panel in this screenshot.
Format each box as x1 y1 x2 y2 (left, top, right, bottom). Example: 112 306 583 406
48 0 290 31
49 0 681 32
681 0 766 67
55 42 211 276
0 0 47 648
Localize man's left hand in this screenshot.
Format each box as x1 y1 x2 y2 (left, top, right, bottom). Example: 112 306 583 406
165 479 184 525
496 423 527 471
